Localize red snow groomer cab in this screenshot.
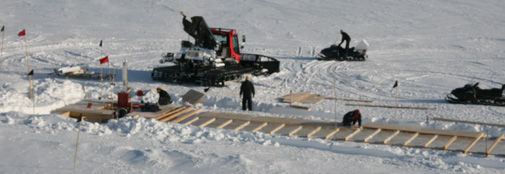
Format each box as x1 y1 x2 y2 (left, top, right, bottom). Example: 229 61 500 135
210 28 242 63
152 14 279 86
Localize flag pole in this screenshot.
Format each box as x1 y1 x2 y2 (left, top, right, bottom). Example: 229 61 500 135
333 67 338 137
73 115 84 171
22 30 34 114
100 42 103 100
394 82 398 144
0 25 4 78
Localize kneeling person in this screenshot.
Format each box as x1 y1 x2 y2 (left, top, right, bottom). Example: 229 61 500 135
157 87 172 105
342 109 362 127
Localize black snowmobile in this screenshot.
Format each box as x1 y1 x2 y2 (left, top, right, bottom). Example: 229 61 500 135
316 40 369 61
445 83 505 106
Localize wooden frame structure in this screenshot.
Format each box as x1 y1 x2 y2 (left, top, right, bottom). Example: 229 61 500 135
55 102 504 156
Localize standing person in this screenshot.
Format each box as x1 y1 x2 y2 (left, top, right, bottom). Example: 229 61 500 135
157 87 172 105
240 76 255 111
342 109 362 127
337 30 351 58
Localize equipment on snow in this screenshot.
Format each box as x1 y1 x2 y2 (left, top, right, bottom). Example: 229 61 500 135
152 13 280 86
317 39 369 61
53 64 114 80
445 83 505 106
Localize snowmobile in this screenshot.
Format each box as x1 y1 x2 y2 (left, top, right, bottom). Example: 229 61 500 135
445 83 505 106
316 39 369 61
152 13 279 86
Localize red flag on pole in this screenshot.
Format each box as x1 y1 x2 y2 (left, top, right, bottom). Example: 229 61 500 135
99 56 109 64
18 29 26 37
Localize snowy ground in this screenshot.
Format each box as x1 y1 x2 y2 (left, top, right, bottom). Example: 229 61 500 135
1 0 505 173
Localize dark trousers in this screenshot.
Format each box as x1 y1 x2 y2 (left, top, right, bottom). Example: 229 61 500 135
242 97 253 111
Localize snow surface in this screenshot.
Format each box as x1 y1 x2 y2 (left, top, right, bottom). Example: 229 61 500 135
1 0 505 173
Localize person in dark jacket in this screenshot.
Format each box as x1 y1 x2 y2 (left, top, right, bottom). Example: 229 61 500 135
157 87 172 105
240 76 255 111
337 30 351 58
342 109 362 127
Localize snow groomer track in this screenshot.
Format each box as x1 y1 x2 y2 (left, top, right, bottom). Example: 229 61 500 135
152 106 505 157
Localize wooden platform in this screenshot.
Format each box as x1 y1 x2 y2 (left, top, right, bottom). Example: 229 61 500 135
54 101 504 156
157 110 505 157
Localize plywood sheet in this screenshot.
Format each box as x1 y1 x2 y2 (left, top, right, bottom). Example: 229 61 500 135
182 89 205 105
280 92 311 104
299 94 327 104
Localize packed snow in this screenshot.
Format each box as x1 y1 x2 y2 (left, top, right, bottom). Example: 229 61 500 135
1 0 505 173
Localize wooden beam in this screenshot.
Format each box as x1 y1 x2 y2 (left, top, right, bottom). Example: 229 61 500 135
404 133 419 146
217 119 233 129
345 103 436 110
288 126 303 136
364 129 382 142
159 106 194 122
383 130 400 144
463 132 484 153
170 108 202 123
344 128 362 141
325 97 373 103
252 122 268 132
155 106 186 120
325 129 339 140
199 118 216 127
307 126 322 138
290 104 311 110
234 121 250 131
424 135 439 147
487 133 504 155
184 117 200 126
443 136 458 150
433 117 505 128
154 106 185 120
269 124 285 134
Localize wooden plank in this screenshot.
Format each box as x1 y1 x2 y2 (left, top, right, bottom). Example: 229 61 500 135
158 106 194 122
487 134 504 155
325 97 373 103
433 117 505 128
182 89 205 105
288 126 303 136
155 106 186 120
404 133 419 146
345 103 436 110
364 129 382 142
424 135 439 147
344 128 362 141
217 119 233 129
383 130 400 144
252 122 268 132
444 136 458 150
199 118 216 127
325 129 339 140
269 124 286 134
170 108 203 123
184 117 200 126
234 121 251 131
463 132 484 153
307 126 322 138
60 111 71 117
290 104 311 110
